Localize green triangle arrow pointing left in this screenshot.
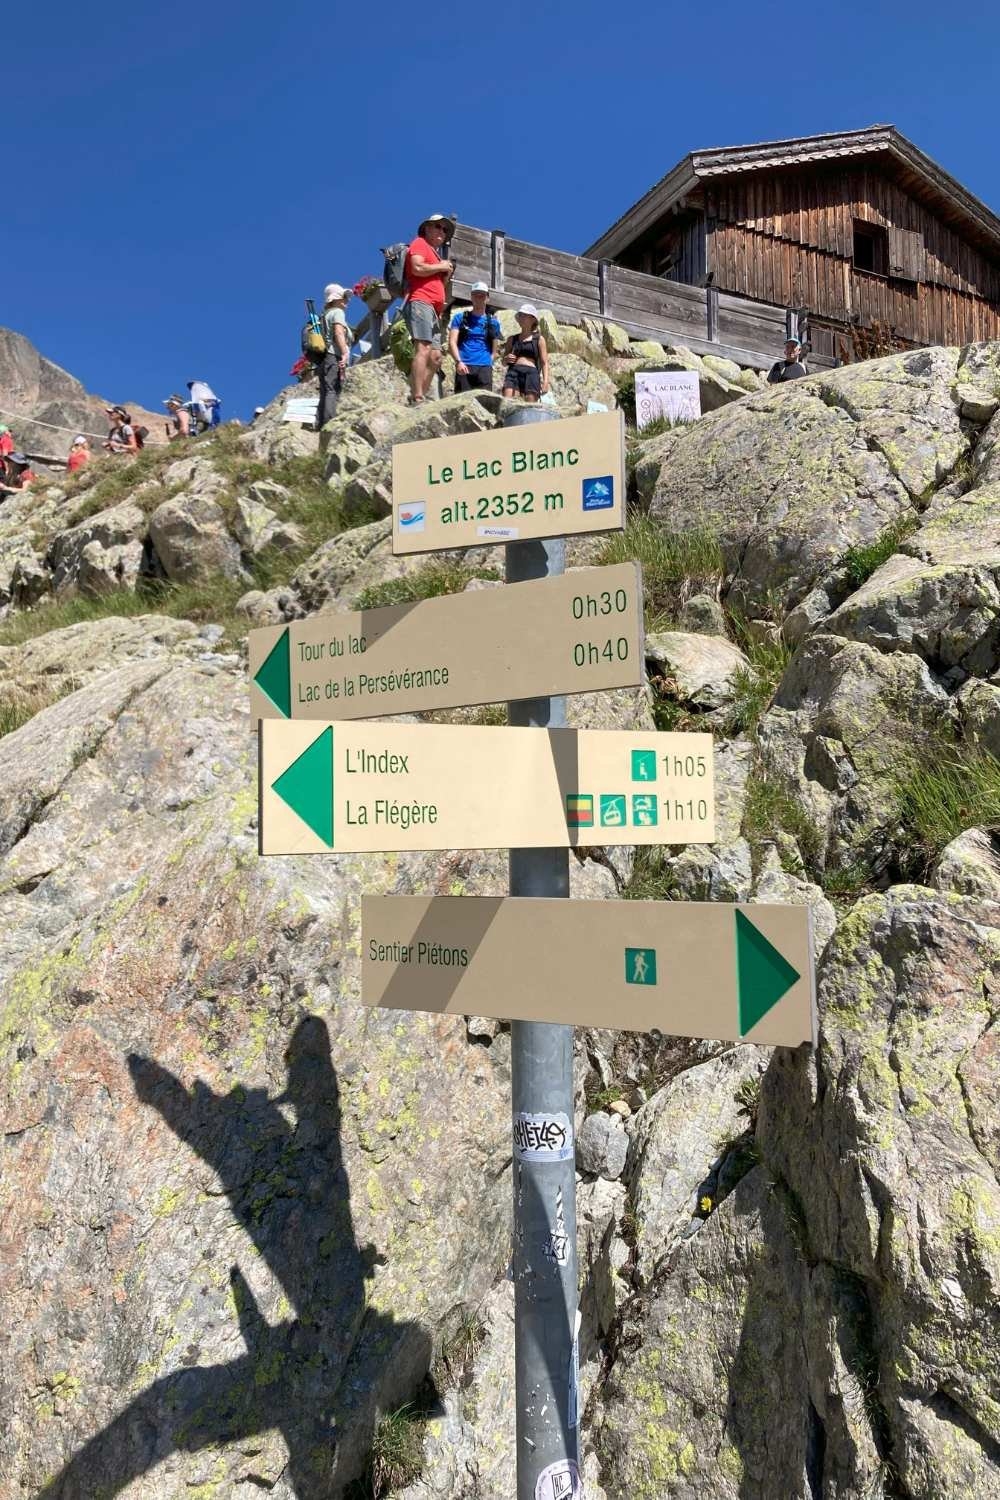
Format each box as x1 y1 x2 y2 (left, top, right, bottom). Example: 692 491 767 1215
254 628 291 718
272 726 334 846
735 909 800 1036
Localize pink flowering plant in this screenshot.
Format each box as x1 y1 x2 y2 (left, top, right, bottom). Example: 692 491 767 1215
353 276 385 298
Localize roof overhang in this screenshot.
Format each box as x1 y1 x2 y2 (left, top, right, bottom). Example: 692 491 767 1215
584 125 1000 262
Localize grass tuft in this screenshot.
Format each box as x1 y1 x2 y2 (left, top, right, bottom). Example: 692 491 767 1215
623 846 679 902
0 578 250 650
0 684 79 739
721 617 792 736
597 515 723 631
841 513 919 592
347 1405 428 1499
742 767 823 872
354 563 500 612
896 750 1000 873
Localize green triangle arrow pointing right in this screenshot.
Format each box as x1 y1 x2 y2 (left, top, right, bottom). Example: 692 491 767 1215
735 909 800 1036
254 628 291 718
272 726 334 846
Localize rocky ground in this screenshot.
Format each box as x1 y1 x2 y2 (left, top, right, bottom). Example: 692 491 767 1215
1 325 998 1498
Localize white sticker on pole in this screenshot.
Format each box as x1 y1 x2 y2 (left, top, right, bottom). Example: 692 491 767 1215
568 1315 580 1429
513 1112 574 1163
535 1459 583 1500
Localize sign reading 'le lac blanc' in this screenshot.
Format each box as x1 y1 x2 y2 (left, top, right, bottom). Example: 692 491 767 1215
391 409 626 555
258 722 714 855
362 896 816 1046
248 563 643 722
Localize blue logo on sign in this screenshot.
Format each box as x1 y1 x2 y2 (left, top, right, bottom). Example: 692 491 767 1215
582 476 614 511
398 501 426 531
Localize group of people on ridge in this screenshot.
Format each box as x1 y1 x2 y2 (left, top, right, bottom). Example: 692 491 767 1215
314 212 551 426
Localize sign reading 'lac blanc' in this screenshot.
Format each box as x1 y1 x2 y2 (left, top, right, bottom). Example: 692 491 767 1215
391 409 625 555
635 370 701 429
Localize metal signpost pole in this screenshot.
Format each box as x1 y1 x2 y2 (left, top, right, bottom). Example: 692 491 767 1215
504 407 580 1500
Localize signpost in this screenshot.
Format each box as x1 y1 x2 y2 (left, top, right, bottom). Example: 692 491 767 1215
361 895 816 1046
258 721 715 855
390 408 625 555
248 562 644 722
253 398 814 1500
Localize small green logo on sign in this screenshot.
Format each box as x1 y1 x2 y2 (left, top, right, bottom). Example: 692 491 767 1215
625 947 657 985
631 750 657 782
632 794 658 827
600 794 626 826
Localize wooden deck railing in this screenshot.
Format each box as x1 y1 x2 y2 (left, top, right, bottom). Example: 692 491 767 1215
353 223 836 370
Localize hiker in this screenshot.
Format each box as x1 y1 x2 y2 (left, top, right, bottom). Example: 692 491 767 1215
0 452 37 498
403 213 455 405
104 406 138 454
501 305 549 403
317 283 353 430
0 424 13 459
67 435 91 473
767 337 809 384
448 282 501 393
187 379 221 430
164 394 191 440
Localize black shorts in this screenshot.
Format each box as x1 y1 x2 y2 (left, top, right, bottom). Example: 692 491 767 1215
502 364 541 398
456 364 494 393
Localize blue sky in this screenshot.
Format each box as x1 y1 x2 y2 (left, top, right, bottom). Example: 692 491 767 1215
5 0 999 423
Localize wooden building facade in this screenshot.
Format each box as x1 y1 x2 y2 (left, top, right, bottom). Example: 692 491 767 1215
585 127 1000 360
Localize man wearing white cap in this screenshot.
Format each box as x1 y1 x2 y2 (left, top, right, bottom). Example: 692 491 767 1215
447 282 500 393
317 283 353 429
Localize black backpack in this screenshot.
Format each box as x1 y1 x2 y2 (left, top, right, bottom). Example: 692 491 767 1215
381 243 409 298
458 307 497 353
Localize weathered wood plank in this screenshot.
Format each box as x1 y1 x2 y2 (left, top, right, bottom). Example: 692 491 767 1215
503 271 602 313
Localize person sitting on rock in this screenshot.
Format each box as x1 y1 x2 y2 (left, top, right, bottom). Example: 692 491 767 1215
164 394 191 440
67 434 91 473
0 451 37 498
104 406 138 454
767 337 809 384
403 213 455 405
316 283 353 430
501 304 549 404
448 282 501 393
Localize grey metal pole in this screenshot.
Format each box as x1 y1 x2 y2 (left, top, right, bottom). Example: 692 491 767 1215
504 405 581 1500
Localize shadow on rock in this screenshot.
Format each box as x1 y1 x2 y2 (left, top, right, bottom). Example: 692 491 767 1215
36 1016 432 1498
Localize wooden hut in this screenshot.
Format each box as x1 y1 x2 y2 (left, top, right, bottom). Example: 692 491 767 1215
584 126 1000 360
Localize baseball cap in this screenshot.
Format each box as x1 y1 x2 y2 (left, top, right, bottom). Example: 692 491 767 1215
470 281 490 293
517 303 539 319
324 283 348 303
10 452 28 464
72 434 87 444
785 335 802 346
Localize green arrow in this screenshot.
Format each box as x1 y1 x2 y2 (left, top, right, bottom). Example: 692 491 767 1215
254 628 291 718
735 909 800 1035
272 726 334 846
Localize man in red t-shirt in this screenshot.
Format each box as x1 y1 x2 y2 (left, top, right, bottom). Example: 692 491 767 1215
403 213 455 404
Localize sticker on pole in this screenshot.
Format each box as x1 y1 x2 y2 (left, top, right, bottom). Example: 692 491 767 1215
513 1112 574 1163
535 1459 582 1500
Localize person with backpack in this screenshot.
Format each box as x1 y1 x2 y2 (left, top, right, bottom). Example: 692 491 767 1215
501 305 550 403
447 282 500 393
186 380 221 430
316 283 353 430
103 406 139 454
402 213 455 405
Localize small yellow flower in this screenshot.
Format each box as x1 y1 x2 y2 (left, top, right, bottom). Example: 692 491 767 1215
699 1195 713 1215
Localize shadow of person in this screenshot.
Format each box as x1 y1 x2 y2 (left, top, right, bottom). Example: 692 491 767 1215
36 1017 431 1498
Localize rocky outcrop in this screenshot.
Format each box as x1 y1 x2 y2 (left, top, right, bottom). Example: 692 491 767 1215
4 336 1000 1499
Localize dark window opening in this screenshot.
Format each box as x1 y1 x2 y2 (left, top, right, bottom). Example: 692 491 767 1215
853 219 888 276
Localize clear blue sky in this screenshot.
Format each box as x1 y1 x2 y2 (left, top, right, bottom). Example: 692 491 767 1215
6 0 999 422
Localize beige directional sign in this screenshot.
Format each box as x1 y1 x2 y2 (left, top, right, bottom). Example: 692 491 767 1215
362 896 816 1046
249 563 643 722
259 722 713 854
391 409 625 555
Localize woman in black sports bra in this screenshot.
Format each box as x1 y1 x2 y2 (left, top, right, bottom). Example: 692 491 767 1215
502 303 550 403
